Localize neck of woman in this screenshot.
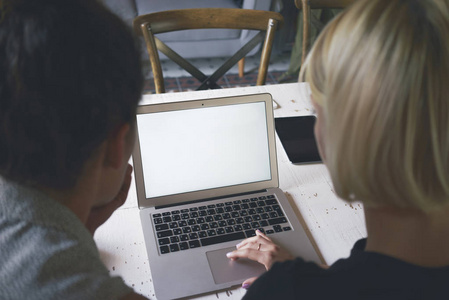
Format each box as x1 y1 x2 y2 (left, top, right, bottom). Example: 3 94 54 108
364 204 449 267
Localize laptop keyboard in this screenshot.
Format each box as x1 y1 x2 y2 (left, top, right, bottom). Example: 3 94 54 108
152 195 291 255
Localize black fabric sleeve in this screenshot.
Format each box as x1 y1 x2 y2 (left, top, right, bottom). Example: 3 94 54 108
242 258 326 300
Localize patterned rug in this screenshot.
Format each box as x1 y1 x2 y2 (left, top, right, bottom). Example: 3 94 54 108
143 70 288 94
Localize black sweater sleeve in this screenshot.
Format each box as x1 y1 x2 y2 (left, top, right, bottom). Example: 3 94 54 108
242 258 327 300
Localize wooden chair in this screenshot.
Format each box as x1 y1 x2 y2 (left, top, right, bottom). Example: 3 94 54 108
133 8 284 93
295 0 356 64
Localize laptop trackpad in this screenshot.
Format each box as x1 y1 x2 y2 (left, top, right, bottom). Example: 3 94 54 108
206 247 266 284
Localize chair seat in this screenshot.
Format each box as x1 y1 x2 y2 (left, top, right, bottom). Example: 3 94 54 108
134 8 284 93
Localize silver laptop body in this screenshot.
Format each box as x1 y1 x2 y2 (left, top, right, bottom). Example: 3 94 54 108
132 93 320 300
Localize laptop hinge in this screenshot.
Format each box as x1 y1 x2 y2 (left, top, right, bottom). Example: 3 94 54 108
155 189 268 210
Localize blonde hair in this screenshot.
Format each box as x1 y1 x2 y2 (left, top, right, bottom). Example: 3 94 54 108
301 0 449 211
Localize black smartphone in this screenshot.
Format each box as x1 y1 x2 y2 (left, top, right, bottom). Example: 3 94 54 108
275 116 322 164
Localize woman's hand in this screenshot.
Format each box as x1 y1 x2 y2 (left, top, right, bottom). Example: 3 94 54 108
85 164 133 235
226 229 294 288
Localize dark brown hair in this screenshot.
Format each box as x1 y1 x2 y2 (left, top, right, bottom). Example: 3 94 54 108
0 0 143 189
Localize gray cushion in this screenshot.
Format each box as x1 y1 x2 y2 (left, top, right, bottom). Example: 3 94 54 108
99 0 137 26
135 0 240 13
135 0 241 42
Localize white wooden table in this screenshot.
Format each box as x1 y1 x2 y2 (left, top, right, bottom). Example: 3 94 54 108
94 82 367 299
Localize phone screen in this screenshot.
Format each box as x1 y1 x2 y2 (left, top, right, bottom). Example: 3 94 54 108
275 116 322 164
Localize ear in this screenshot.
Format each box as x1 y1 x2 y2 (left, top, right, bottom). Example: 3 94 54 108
104 123 131 169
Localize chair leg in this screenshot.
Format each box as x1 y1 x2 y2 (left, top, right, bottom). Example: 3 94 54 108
301 0 310 65
238 57 245 78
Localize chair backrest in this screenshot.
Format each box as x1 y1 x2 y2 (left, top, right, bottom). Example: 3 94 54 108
295 0 356 66
133 8 284 93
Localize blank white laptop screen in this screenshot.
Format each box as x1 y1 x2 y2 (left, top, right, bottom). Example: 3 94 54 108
136 101 272 199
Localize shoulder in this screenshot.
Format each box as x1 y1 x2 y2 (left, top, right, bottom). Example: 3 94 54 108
0 182 132 299
243 258 330 300
243 238 449 300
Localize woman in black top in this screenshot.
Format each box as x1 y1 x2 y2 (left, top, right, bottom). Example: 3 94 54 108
227 0 449 298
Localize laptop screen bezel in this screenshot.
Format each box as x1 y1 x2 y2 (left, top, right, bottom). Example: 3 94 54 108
132 93 279 209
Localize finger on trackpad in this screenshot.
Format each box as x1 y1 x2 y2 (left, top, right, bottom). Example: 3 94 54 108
206 247 266 284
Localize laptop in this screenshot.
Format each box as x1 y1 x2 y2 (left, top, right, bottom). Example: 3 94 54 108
132 93 321 300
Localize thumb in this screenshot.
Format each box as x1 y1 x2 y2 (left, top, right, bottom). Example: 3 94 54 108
242 277 258 289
